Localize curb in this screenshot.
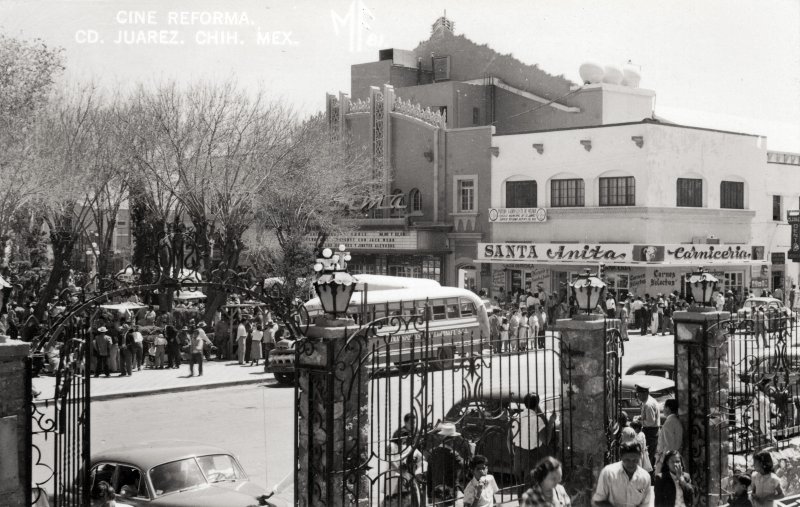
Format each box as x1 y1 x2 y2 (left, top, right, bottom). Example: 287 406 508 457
33 376 283 405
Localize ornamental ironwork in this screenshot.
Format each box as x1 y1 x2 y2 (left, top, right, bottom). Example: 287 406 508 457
392 97 446 129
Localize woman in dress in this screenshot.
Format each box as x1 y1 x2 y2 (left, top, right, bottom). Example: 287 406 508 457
250 324 263 366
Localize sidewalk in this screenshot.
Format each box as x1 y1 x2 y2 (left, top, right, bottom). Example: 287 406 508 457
33 359 278 403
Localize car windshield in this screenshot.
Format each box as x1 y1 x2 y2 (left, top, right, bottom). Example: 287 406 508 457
149 458 207 496
149 455 245 496
196 454 246 483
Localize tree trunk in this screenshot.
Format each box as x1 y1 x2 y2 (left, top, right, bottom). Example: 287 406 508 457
35 229 75 323
203 234 241 325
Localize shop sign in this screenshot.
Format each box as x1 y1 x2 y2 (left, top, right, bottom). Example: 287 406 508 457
492 270 505 287
326 230 418 250
488 208 547 223
477 243 766 265
772 252 786 265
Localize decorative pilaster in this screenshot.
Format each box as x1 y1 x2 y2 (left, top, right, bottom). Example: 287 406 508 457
672 310 730 507
295 319 369 507
554 316 618 506
0 338 30 507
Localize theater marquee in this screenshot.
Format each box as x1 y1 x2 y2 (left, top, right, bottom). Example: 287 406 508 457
476 243 767 265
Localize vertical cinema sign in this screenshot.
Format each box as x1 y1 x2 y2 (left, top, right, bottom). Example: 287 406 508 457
788 210 800 262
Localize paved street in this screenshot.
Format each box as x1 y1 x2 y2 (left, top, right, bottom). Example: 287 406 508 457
32 329 675 505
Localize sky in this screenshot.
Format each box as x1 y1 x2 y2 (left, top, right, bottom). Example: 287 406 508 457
2 0 799 151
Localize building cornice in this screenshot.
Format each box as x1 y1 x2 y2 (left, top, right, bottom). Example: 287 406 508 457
537 206 756 222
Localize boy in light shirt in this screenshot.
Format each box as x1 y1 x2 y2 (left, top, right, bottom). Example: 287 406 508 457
463 455 499 507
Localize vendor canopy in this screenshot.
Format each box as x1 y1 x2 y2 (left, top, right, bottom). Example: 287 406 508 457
476 243 767 266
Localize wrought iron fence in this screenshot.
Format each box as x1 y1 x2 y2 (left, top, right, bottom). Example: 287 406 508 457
704 310 800 502
324 312 575 506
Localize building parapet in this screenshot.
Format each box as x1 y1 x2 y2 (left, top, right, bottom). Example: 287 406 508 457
768 151 800 165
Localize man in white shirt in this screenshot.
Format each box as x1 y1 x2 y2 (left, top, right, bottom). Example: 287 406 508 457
605 295 617 318
655 398 683 471
236 318 248 365
592 441 652 507
636 384 661 470
462 455 499 507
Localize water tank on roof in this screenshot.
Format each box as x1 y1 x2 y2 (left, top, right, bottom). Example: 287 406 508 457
622 66 641 88
579 62 604 84
603 65 623 85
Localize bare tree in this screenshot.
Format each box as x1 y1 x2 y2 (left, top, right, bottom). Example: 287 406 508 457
251 113 376 298
30 85 101 320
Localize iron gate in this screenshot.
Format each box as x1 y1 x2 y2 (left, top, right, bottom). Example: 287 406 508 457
25 276 306 506
309 311 630 506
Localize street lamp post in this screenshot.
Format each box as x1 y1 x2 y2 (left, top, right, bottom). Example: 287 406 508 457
571 269 607 317
687 266 718 312
312 244 356 322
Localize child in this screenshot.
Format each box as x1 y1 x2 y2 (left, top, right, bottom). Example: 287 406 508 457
728 474 753 506
630 420 652 473
462 455 499 507
499 317 509 353
751 450 784 507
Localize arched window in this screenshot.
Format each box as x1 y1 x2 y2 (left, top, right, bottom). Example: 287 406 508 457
390 188 405 218
506 180 537 208
408 188 422 213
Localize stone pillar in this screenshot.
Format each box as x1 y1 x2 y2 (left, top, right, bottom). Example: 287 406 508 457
0 338 31 507
672 309 730 507
295 317 369 507
554 316 613 506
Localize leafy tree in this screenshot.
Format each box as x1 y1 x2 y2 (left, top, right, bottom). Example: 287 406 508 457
0 34 64 267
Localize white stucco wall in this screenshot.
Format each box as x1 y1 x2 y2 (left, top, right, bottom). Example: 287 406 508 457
489 122 768 245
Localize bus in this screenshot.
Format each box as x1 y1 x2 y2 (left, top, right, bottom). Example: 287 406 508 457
267 284 490 384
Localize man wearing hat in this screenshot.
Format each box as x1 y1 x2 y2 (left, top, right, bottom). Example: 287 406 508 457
188 322 213 377
93 327 112 377
636 384 660 471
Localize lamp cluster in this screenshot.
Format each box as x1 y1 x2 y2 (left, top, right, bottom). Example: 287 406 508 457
312 244 356 319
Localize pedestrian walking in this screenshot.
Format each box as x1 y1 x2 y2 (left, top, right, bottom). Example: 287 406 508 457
636 384 660 472
250 323 263 366
500 317 510 353
188 324 213 377
263 320 278 371
520 456 571 506
755 307 768 348
518 311 530 352
118 325 133 376
509 310 521 352
93 327 112 378
489 309 501 353
751 450 784 507
591 441 651 507
654 399 682 472
131 325 144 371
154 333 167 369
236 318 248 364
537 306 547 349
653 450 695 507
213 313 230 360
463 455 500 507
628 421 652 473
108 322 120 373
168 324 183 368
619 303 629 341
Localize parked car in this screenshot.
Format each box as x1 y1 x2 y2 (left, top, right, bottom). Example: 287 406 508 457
440 388 562 484
737 297 797 332
619 374 675 422
624 356 675 380
83 441 286 506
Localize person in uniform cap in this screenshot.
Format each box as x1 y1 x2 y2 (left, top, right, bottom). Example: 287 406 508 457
636 384 660 474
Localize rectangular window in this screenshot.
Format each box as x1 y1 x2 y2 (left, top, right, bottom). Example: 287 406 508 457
458 179 475 212
677 178 703 207
720 181 744 209
472 107 480 125
506 180 537 208
599 177 635 206
551 179 585 207
773 195 782 221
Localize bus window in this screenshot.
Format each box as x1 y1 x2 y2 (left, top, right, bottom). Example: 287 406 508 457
374 302 387 320
460 299 476 317
388 301 401 316
445 298 460 319
430 299 447 320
